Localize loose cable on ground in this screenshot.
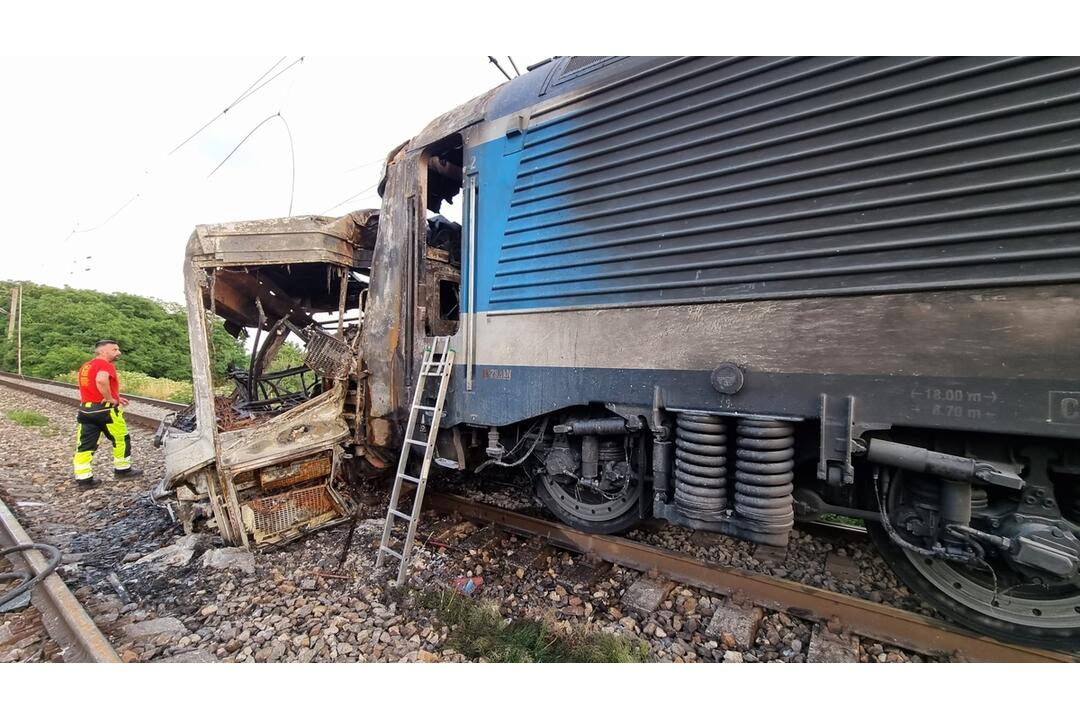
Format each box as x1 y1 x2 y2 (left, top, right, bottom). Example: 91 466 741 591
0 543 61 607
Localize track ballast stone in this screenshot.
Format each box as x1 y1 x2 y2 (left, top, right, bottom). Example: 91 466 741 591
0 386 938 662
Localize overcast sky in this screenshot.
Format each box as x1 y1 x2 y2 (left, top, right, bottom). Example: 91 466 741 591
0 56 540 304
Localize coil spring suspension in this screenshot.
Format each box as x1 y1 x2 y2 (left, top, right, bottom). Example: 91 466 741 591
673 413 728 521
971 487 989 513
734 419 795 538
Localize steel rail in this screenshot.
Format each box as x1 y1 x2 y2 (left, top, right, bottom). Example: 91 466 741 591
426 492 1074 663
0 497 120 662
0 374 181 430
0 371 188 412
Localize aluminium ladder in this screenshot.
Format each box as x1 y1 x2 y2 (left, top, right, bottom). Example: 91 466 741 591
375 336 455 585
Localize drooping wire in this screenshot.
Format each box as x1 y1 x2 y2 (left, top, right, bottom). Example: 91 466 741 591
280 114 296 217
488 56 512 81
208 112 297 217
507 56 521 76
68 193 141 237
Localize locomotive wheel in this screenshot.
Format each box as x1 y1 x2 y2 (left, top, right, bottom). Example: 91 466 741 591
867 472 1080 651
535 473 644 534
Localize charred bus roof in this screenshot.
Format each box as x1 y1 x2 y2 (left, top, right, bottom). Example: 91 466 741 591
185 210 378 334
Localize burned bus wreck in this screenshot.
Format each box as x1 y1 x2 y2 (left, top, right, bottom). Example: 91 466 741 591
157 212 378 547
157 136 466 548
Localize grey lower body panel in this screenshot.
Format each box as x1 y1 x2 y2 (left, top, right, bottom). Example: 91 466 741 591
446 364 1080 440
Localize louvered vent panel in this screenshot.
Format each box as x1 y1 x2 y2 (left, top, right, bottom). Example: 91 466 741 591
488 56 1080 310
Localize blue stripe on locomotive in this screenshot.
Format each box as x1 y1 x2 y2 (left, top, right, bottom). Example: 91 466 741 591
467 115 648 314
465 126 593 315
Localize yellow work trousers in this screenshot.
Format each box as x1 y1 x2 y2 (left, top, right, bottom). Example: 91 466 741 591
72 402 131 480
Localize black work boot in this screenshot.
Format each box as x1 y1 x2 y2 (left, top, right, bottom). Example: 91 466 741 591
76 477 101 490
114 467 144 479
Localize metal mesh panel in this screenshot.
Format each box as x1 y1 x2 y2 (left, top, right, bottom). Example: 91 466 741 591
562 56 605 75
245 484 339 537
303 329 354 379
259 453 332 491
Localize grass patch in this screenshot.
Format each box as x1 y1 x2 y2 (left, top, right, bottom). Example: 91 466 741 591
417 588 650 663
6 409 49 427
820 512 866 528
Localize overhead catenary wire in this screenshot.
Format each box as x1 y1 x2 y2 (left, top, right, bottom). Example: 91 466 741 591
343 156 386 174
280 114 296 216
71 194 141 235
169 56 295 156
320 180 381 216
60 56 306 243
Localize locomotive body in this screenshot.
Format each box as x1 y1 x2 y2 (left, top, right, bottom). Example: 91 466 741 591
383 56 1080 648
166 56 1080 649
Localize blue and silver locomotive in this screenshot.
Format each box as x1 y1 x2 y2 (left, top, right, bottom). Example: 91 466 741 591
169 57 1080 650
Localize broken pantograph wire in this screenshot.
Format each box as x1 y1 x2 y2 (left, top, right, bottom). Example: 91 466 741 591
209 112 297 216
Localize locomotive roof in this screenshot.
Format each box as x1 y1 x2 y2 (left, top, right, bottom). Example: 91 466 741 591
406 57 667 153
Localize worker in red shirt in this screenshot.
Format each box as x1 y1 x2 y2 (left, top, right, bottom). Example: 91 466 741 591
72 339 143 488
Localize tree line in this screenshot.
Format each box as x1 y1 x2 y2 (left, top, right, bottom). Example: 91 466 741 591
0 280 248 381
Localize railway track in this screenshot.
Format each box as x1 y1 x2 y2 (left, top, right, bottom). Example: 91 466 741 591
0 495 120 662
424 493 1071 662
1 373 1072 662
0 371 183 430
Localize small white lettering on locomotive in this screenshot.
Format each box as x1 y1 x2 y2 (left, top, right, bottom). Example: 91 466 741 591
910 385 1000 421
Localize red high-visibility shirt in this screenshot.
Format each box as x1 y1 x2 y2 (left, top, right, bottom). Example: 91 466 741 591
77 358 119 403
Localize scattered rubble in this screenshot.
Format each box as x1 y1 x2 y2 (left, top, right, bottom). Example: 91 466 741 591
132 534 213 569
202 548 256 575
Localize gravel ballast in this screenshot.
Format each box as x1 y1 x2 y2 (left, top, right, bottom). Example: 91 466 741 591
0 385 940 663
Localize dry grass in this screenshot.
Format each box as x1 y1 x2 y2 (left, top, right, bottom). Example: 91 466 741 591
54 370 194 403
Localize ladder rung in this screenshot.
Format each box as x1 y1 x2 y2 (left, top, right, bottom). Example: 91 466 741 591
413 404 438 411
398 473 422 483
379 546 403 560
389 509 413 521
404 438 428 446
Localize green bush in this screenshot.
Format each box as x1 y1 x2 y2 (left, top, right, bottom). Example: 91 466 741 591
0 280 247 382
